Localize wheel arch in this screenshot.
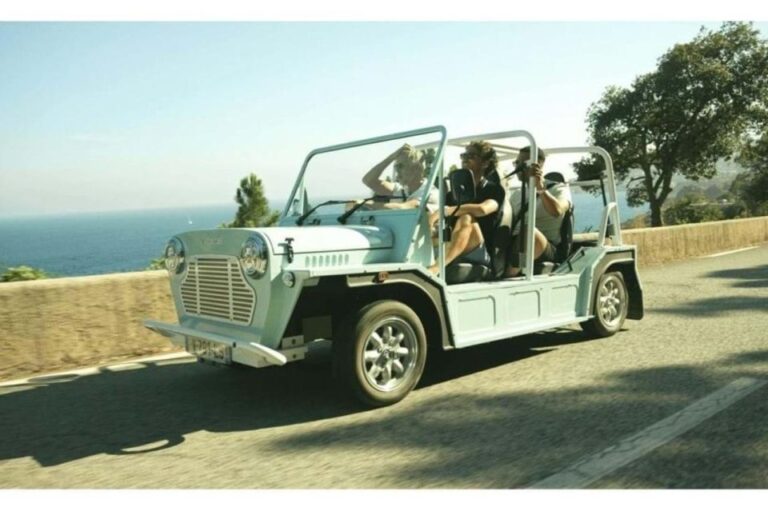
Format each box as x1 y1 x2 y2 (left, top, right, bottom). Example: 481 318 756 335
595 251 644 320
281 271 453 351
345 272 453 352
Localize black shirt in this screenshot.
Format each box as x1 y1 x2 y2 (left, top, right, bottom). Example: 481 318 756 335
473 177 505 248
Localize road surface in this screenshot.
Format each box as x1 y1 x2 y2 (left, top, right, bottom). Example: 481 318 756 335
1 244 767 488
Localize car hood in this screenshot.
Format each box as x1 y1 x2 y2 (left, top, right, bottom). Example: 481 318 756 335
257 225 394 255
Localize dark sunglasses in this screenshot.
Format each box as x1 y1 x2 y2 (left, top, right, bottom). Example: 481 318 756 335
460 152 479 160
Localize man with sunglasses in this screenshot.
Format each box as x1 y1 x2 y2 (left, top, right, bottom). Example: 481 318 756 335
505 146 572 277
428 140 504 276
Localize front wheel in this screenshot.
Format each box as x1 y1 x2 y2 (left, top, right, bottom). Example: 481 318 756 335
334 300 427 407
581 271 628 338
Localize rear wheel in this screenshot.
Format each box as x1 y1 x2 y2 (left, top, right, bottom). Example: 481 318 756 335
581 271 628 338
334 300 427 407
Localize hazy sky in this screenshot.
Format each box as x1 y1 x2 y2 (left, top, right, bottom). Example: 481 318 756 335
2 21 768 217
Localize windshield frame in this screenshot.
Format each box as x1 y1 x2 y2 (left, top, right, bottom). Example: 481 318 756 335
281 125 448 223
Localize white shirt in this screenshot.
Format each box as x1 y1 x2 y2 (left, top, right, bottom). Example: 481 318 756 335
391 180 439 213
509 183 572 245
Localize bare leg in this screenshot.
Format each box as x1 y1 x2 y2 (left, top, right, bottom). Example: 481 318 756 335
429 214 483 275
504 228 549 277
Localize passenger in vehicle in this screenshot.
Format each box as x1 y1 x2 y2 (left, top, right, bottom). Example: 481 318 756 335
427 141 504 275
505 147 572 277
361 143 439 212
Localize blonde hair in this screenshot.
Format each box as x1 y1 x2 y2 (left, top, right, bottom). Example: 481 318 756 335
394 146 425 176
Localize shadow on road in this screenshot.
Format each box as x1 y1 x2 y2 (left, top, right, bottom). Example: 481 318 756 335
5 332 763 488
651 295 768 316
705 263 768 289
0 328 593 468
649 261 767 316
266 351 768 489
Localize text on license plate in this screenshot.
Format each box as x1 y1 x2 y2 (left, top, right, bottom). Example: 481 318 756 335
186 337 232 364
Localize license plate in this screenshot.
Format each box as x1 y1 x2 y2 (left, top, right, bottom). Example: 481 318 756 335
186 337 232 364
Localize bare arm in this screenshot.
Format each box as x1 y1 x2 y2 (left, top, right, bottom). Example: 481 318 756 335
367 198 420 210
445 199 499 218
538 189 569 217
362 144 411 195
532 163 569 217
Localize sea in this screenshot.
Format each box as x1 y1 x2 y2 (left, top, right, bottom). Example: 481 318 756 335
0 192 647 278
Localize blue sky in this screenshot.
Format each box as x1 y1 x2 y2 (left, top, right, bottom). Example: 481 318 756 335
2 21 768 217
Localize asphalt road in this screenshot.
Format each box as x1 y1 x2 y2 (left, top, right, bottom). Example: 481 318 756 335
1 244 767 489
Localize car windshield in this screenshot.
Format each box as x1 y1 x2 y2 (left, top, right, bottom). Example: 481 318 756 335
285 130 445 219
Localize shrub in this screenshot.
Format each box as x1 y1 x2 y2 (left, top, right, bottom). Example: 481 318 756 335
1 266 49 282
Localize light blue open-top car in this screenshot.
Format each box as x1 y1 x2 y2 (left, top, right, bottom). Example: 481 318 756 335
145 126 643 407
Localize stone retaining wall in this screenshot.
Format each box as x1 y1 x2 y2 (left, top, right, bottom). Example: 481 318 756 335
622 216 768 266
0 271 177 380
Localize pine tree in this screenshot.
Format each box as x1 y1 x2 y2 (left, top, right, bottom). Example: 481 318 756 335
228 173 280 228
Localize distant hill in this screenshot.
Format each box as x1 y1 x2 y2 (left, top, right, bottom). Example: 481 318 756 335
614 158 745 195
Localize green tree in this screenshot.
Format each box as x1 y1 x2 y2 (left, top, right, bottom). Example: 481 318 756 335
146 257 165 270
576 22 768 226
734 132 768 216
227 173 280 228
421 147 437 177
1 265 49 282
662 194 724 225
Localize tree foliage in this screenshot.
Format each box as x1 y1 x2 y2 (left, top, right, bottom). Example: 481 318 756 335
662 193 724 225
733 132 768 216
1 265 49 282
228 173 280 228
421 147 437 177
146 257 166 270
576 22 768 226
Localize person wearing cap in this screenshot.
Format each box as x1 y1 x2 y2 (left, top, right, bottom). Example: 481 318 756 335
505 146 572 277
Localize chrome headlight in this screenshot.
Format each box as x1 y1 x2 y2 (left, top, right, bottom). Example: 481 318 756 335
164 237 184 274
240 235 268 278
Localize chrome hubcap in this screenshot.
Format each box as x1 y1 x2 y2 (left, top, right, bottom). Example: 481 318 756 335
362 317 417 392
598 276 625 327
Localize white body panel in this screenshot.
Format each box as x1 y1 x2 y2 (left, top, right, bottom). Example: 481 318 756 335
446 274 584 348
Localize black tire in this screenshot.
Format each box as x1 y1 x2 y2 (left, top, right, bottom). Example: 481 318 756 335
333 300 427 407
580 271 628 338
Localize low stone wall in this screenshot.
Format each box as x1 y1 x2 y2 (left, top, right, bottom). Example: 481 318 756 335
622 216 768 266
1 216 767 381
0 271 178 381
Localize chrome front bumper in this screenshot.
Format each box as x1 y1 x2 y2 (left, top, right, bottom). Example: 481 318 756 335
144 319 294 368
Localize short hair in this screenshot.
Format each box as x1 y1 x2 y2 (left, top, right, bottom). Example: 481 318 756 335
519 146 546 162
465 140 498 175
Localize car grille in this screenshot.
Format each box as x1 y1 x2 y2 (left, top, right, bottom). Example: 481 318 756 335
180 257 256 324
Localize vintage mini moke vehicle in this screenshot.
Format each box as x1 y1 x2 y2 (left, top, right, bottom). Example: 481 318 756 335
145 127 643 406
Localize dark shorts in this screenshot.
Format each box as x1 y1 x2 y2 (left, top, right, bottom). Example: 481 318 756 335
538 238 557 263
455 243 492 267
507 235 557 267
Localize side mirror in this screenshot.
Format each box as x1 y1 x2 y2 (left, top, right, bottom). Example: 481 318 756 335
446 168 476 207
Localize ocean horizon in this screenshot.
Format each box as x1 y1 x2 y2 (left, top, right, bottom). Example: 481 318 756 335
0 192 646 278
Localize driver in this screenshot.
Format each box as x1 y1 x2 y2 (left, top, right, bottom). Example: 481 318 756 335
361 144 439 212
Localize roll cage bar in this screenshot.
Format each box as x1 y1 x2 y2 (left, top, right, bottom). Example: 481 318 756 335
436 135 622 281
286 126 621 284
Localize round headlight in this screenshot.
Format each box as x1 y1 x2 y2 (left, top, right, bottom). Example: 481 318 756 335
164 237 184 273
241 235 268 278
